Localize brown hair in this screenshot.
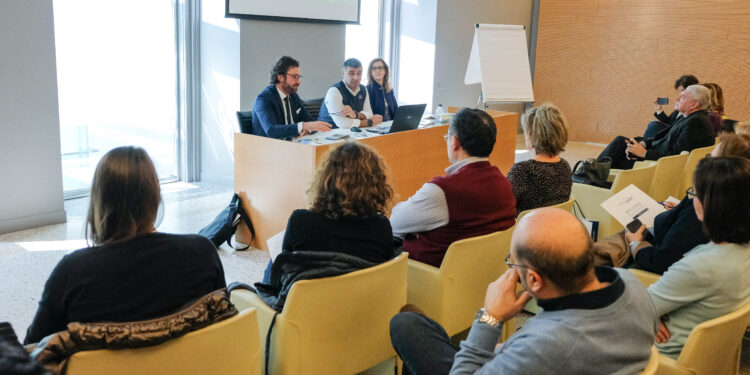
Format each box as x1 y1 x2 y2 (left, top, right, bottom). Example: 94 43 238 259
367 58 392 92
86 146 161 245
735 121 750 136
716 133 750 159
308 142 392 219
693 157 750 244
521 102 569 157
702 82 725 116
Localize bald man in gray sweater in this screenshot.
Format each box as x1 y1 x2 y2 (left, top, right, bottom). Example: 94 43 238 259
390 208 659 374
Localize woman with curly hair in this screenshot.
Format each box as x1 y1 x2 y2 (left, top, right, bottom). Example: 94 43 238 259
262 142 394 281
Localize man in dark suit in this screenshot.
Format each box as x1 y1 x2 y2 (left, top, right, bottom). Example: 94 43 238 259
251 56 332 139
643 74 699 138
599 84 715 169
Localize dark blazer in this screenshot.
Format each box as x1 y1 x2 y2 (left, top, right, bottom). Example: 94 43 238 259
654 110 681 126
644 109 714 160
367 81 398 120
633 197 710 274
251 85 313 139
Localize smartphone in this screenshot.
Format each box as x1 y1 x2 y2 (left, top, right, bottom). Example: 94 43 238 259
626 218 643 233
656 97 669 105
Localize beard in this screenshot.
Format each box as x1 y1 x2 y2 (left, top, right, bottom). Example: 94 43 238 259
281 81 299 95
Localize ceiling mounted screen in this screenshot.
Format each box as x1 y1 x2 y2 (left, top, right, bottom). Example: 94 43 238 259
226 0 361 24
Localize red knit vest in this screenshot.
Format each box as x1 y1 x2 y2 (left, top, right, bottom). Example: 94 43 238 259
404 161 517 267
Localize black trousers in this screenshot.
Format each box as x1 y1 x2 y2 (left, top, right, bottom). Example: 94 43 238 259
598 135 641 170
390 312 458 375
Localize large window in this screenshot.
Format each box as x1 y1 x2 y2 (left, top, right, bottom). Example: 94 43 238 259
345 0 382 76
54 0 180 197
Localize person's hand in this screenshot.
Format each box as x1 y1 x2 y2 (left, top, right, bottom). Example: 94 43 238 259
625 138 647 158
483 269 533 323
661 201 677 210
302 121 332 132
625 224 646 243
371 115 383 126
656 316 671 343
339 105 356 119
653 98 663 112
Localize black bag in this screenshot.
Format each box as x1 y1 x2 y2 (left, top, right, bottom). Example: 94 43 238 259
199 193 255 250
572 157 612 189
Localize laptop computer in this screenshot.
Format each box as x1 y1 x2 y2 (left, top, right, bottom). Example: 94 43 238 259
366 104 427 134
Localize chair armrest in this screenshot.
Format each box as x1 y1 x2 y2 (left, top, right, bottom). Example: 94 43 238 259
406 260 443 320
230 290 277 345
657 354 696 375
627 269 661 288
571 183 612 220
607 169 623 182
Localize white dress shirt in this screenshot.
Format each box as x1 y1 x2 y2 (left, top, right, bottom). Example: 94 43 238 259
390 157 489 237
277 87 304 133
323 83 373 128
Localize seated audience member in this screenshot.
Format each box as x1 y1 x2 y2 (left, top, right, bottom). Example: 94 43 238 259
24 146 226 344
598 84 715 170
251 56 332 139
366 58 398 121
390 108 516 267
702 82 725 134
261 142 394 283
648 156 750 358
318 58 382 129
390 208 658 374
644 74 699 138
507 103 571 213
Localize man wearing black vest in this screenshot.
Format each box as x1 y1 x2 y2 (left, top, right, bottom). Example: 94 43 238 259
318 58 382 129
251 56 333 139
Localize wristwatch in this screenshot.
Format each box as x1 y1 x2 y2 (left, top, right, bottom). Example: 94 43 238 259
475 308 502 328
367 119 373 126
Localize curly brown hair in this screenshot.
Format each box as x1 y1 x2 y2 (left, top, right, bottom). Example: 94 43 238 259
308 142 393 220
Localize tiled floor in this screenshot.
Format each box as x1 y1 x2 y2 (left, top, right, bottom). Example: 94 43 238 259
2 141 748 373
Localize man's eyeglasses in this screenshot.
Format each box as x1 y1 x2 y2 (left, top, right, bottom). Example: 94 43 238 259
505 253 531 270
443 134 453 142
685 186 696 199
286 74 303 80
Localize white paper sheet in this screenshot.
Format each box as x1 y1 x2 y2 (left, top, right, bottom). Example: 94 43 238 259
267 230 286 261
600 184 666 229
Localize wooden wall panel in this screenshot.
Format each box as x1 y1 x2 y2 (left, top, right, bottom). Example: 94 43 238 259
534 0 750 143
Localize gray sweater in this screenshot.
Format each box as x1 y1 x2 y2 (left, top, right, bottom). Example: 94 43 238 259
451 267 658 374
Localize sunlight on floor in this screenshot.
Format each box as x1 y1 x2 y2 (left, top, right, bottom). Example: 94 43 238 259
16 239 88 252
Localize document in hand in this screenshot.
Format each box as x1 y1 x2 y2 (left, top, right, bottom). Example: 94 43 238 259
600 184 666 229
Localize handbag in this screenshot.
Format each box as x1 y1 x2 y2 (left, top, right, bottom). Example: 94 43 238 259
572 157 612 189
198 193 255 250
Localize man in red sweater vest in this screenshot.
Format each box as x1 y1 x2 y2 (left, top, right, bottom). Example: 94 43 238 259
390 108 517 267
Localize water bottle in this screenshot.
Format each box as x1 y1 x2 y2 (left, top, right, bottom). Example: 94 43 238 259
435 104 444 123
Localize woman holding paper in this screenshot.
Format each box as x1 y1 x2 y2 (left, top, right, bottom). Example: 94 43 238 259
647 154 750 358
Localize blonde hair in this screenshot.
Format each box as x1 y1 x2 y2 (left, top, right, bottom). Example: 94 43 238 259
735 121 750 136
521 102 569 157
702 82 725 115
308 142 392 219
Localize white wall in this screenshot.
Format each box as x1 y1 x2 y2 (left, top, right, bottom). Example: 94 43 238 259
0 0 66 234
433 0 534 129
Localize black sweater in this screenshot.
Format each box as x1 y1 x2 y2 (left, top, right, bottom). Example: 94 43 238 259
25 233 226 344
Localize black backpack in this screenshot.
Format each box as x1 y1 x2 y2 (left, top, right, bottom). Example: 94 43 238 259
199 193 255 250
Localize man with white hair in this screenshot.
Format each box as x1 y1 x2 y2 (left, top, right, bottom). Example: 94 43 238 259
598 84 715 169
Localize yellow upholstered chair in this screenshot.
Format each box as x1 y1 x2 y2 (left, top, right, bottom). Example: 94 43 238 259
66 308 261 375
406 229 514 337
655 299 750 375
572 164 656 239
628 268 661 288
640 346 660 375
646 152 689 202
679 144 717 197
517 197 575 220
230 253 408 375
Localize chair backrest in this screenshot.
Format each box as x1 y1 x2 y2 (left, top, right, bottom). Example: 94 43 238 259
268 253 408 375
436 228 514 335
676 298 750 375
647 152 689 201
680 144 716 196
640 346 660 375
236 111 253 134
517 197 575 221
302 97 324 120
66 308 261 375
611 164 657 194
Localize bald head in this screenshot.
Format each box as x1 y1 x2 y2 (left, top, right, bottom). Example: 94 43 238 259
512 208 594 294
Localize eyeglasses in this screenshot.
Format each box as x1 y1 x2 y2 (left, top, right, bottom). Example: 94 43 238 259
505 253 531 270
371 66 385 71
286 74 303 80
443 133 454 142
685 186 696 199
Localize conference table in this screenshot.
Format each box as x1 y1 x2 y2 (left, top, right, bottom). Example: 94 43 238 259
234 110 517 250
